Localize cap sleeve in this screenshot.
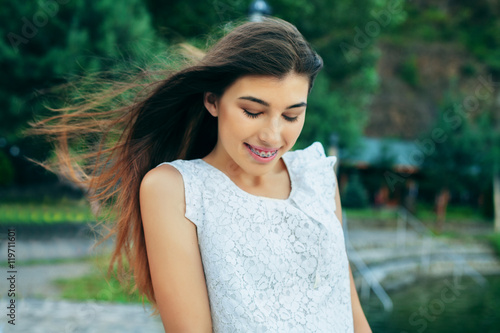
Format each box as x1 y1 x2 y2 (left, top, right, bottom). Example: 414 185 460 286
155 160 204 228
310 141 337 165
295 141 339 213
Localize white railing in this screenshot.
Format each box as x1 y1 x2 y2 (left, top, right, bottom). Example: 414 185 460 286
343 212 394 312
343 206 489 313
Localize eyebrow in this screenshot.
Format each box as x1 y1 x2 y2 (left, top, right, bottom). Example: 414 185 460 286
238 96 307 109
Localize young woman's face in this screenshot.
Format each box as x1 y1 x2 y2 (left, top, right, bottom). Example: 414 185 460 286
204 72 309 175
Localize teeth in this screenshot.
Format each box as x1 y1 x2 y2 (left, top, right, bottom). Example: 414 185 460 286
248 144 277 158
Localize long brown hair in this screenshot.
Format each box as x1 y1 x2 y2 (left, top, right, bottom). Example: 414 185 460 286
28 17 323 313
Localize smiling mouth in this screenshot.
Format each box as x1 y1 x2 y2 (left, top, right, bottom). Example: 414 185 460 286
244 143 279 158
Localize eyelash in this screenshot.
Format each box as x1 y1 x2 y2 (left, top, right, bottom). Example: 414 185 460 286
243 110 299 123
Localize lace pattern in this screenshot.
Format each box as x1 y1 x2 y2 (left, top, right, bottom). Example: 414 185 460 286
156 141 354 332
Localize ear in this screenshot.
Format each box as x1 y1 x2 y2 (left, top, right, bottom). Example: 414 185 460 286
203 92 218 117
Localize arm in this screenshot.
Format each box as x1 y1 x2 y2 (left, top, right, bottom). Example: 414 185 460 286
140 164 213 333
333 182 372 333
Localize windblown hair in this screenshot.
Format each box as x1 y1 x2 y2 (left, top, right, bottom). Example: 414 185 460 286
28 17 323 314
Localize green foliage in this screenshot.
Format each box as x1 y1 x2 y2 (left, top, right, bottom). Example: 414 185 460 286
345 203 487 223
488 233 500 257
145 0 247 39
460 62 478 77
413 202 489 223
341 173 369 208
54 255 144 303
395 1 500 77
0 151 15 186
397 55 420 88
0 0 165 142
0 199 94 225
298 72 368 150
421 96 499 196
374 140 399 169
55 273 143 303
344 207 398 220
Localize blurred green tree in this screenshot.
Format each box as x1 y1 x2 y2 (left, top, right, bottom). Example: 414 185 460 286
341 172 369 208
421 99 499 229
396 0 500 79
1 0 163 144
0 150 15 186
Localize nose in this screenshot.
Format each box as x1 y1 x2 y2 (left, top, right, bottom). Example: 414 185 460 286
258 116 281 146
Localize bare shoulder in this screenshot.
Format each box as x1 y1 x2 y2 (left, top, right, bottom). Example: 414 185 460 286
140 164 186 227
141 164 184 195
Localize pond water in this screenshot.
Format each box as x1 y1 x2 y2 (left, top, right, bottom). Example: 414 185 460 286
364 275 500 333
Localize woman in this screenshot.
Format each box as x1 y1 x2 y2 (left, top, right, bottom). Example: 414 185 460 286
32 17 371 332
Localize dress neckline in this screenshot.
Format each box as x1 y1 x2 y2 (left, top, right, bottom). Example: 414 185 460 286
197 153 295 203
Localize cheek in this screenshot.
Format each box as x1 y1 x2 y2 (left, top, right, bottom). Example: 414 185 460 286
218 107 247 138
285 123 304 147
286 119 305 136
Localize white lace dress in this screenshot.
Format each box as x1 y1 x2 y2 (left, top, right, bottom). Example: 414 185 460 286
157 141 354 332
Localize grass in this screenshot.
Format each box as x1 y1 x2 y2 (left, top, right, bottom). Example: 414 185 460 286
412 202 488 223
344 207 398 220
0 198 95 225
345 203 488 224
54 254 147 304
488 233 500 256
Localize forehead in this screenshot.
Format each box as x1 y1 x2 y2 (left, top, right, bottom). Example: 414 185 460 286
222 73 309 102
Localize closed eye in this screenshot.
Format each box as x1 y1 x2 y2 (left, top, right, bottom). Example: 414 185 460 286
243 110 299 123
243 110 260 118
283 115 299 122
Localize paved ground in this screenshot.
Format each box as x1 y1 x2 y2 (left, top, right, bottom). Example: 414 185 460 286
0 259 164 332
10 263 93 299
0 299 164 333
0 236 165 332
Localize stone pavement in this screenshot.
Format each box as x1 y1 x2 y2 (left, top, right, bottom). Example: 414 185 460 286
0 235 112 262
0 235 165 332
8 263 93 299
0 298 164 333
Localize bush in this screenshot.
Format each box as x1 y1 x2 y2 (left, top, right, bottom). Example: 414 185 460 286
488 233 500 257
397 55 420 88
341 173 369 208
0 150 14 186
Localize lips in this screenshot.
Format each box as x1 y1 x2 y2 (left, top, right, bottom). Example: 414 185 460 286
244 143 279 159
244 143 279 153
